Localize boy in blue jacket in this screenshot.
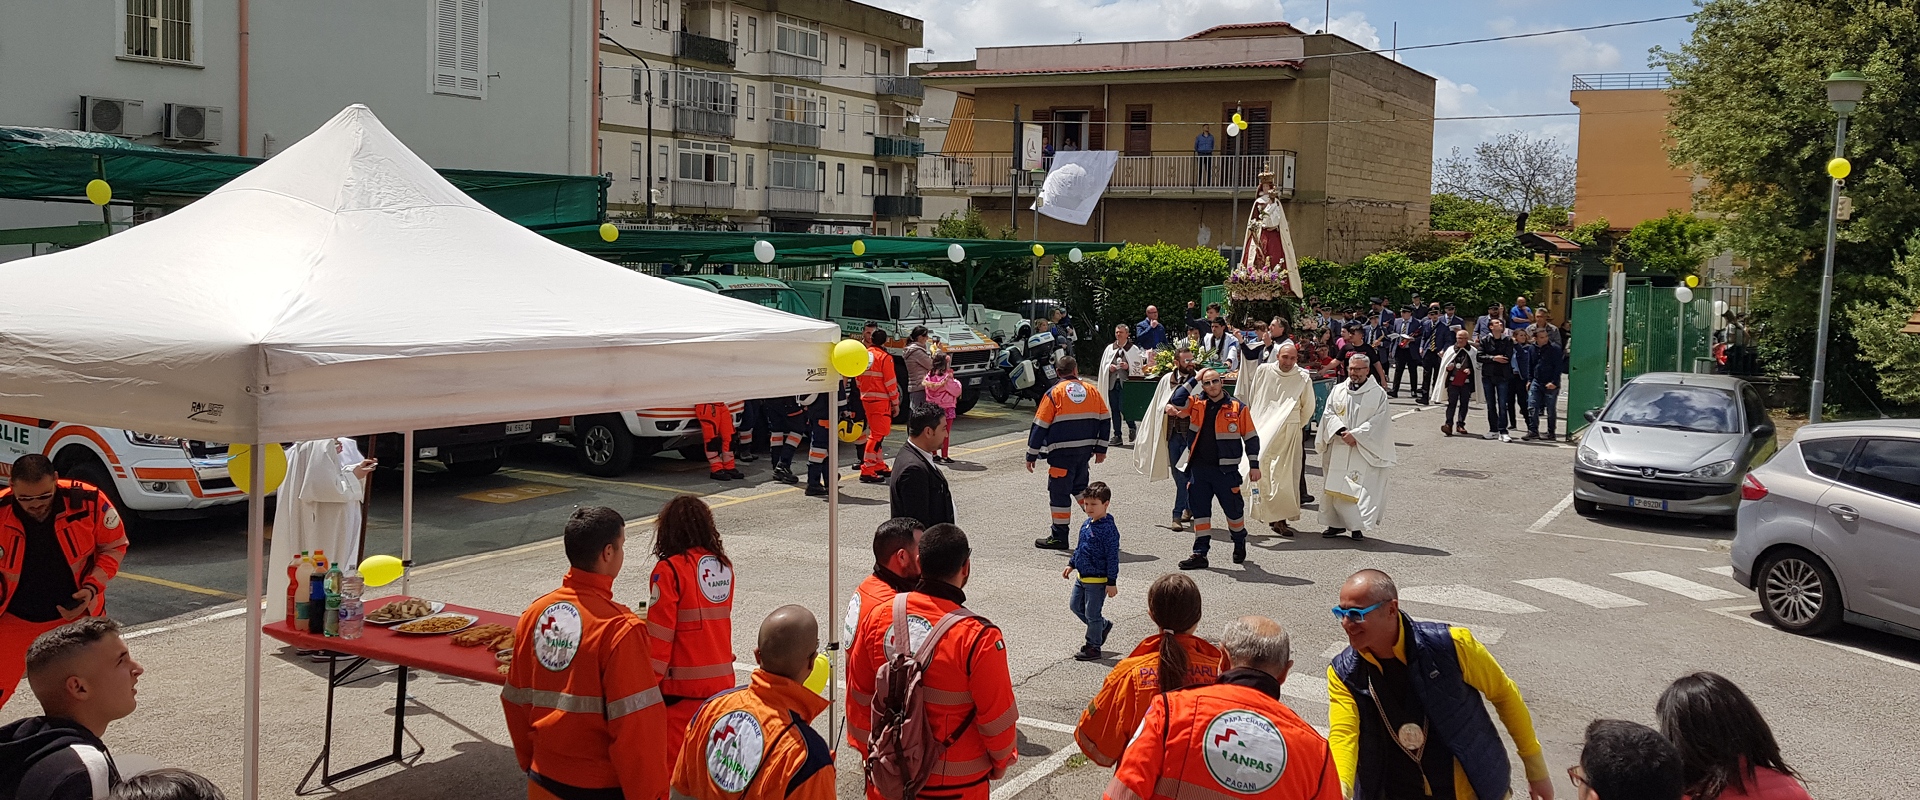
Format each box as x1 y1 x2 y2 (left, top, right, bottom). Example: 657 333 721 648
1063 481 1120 661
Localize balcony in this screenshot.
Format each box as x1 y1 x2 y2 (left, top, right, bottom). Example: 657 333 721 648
769 118 820 148
670 180 735 211
874 75 924 103
917 151 1296 197
767 187 820 214
873 134 925 161
769 51 822 82
872 194 923 217
674 31 736 67
672 105 735 138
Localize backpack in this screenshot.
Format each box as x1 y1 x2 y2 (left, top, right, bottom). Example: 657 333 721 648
864 594 981 800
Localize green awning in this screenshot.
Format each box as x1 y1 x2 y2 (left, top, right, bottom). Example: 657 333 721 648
546 227 1124 266
0 126 607 231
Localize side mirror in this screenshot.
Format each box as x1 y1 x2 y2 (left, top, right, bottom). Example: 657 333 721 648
1583 409 1599 423
1752 422 1775 439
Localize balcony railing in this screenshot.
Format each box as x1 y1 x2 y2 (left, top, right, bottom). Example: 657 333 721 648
917 151 1295 196
672 105 735 138
769 118 820 148
767 187 820 214
873 134 925 160
1571 72 1671 91
873 75 924 102
770 51 822 82
674 31 736 66
671 179 735 210
872 194 923 217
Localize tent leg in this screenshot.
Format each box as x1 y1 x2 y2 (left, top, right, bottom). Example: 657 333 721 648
826 388 841 749
401 430 414 596
244 444 265 800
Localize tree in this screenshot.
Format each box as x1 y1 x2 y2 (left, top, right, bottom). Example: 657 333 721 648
1431 132 1577 213
1653 0 1920 411
915 208 1027 310
1429 192 1509 232
1620 211 1720 275
1846 235 1920 406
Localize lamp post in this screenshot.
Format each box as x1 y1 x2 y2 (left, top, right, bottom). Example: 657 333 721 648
1808 70 1869 423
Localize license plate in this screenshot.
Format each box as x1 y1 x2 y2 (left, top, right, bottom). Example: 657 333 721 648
1629 497 1667 511
505 421 532 435
968 377 981 386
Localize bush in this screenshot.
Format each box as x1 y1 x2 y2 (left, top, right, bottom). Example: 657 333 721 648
1053 243 1230 361
1301 251 1548 315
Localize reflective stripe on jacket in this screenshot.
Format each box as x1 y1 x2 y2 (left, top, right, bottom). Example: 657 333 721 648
1026 378 1111 462
1074 634 1229 767
1105 678 1339 800
503 568 669 800
669 670 835 800
856 347 901 406
0 480 127 618
649 548 738 699
1181 395 1261 468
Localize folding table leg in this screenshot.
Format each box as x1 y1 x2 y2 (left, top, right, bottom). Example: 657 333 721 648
294 658 424 796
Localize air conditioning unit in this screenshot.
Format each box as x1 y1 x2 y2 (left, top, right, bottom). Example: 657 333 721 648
164 104 223 144
80 96 144 136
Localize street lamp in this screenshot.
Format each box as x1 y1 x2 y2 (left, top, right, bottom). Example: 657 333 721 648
1808 70 1870 424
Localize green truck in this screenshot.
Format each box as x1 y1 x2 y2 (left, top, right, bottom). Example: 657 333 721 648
790 267 997 415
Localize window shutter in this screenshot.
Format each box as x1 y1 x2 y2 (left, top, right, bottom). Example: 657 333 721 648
1124 105 1151 156
1248 106 1270 155
1032 109 1052 122
1088 108 1106 150
434 0 487 98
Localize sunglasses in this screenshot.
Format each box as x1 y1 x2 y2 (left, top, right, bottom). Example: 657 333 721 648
1202 378 1224 386
13 491 55 503
1331 600 1387 623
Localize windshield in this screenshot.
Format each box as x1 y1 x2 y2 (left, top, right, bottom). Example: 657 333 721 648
1602 383 1739 433
722 287 813 316
890 285 962 321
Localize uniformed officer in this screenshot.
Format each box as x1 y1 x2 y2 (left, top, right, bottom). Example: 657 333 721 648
855 330 901 484
766 394 806 485
503 506 670 800
1027 356 1111 550
1105 616 1340 800
842 517 923 754
695 402 743 481
1175 368 1262 570
0 454 127 709
648 496 739 767
670 605 835 800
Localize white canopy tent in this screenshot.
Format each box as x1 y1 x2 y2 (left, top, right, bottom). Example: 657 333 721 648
0 105 851 798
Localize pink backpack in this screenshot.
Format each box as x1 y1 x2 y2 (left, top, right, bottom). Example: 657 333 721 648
865 594 981 800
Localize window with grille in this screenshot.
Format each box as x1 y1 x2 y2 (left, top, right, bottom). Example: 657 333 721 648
432 0 486 99
773 84 821 125
124 0 196 63
674 70 732 112
770 152 818 190
774 14 821 60
677 140 733 182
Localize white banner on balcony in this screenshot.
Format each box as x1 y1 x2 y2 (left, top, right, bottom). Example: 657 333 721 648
1031 150 1117 227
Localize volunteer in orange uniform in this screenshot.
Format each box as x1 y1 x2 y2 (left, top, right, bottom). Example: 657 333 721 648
503 506 669 800
1106 616 1339 800
694 402 744 481
1075 574 1228 767
671 605 835 800
855 329 901 484
843 517 923 754
848 524 1018 800
0 454 127 709
648 496 739 766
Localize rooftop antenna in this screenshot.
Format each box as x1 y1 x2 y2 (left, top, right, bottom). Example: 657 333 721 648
1072 32 1084 44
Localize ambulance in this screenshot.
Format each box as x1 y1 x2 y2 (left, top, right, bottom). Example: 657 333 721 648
0 415 245 520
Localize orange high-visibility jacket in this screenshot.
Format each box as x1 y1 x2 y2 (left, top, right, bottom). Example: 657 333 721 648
670 669 836 800
503 568 670 800
842 570 914 753
649 548 738 699
1105 674 1340 800
1074 633 1230 767
856 346 900 408
0 480 127 618
848 587 1019 800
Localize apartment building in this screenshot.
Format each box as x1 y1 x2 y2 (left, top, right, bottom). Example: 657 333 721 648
598 0 926 234
917 22 1436 262
1568 73 1697 228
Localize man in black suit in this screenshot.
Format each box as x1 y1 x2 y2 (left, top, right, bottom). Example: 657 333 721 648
888 404 954 526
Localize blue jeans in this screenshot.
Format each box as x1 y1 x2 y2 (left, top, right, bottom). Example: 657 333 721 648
1070 582 1111 648
1482 376 1512 434
1169 429 1193 520
1528 382 1560 436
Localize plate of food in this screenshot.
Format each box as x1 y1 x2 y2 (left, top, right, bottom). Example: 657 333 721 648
366 598 444 625
393 613 478 635
451 623 515 651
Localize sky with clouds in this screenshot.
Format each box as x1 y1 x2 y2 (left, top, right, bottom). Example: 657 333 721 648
872 0 1698 166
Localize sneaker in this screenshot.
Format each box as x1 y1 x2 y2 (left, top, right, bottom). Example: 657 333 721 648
1441 424 1453 436
1521 433 1540 441
772 467 799 484
1483 431 1499 440
1350 529 1365 540
1034 537 1070 551
805 485 828 497
1100 619 1113 646
1500 433 1512 443
1322 527 1345 538
1109 438 1123 447
1177 554 1209 570
1073 645 1102 661
1232 542 1247 564
737 453 758 463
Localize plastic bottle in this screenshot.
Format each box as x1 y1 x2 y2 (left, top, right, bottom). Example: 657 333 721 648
307 574 327 635
341 564 364 600
294 551 315 627
325 562 343 596
313 550 330 575
285 554 304 626
324 593 341 637
338 597 364 640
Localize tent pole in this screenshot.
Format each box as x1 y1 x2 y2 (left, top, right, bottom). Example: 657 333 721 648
825 384 842 748
401 430 415 596
243 444 265 800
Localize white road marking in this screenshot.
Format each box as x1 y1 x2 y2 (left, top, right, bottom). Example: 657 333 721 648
1423 619 1507 645
1391 408 1422 420
1708 605 1920 675
1017 717 1077 734
1613 571 1742 601
1515 578 1647 609
1701 565 1735 577
1398 585 1544 615
991 745 1079 800
1282 678 1329 705
1320 642 1347 659
1525 528 1715 553
125 606 250 640
1526 493 1574 533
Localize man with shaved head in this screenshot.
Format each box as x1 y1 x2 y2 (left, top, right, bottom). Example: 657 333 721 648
1105 615 1338 800
1327 570 1553 800
671 605 835 800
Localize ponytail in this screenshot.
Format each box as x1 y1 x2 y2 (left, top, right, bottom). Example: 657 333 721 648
1147 573 1204 693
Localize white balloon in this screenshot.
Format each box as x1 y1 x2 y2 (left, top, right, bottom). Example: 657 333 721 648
1069 247 1084 263
1226 124 1240 138
754 239 775 263
1674 285 1693 304
1712 299 1728 317
947 243 965 263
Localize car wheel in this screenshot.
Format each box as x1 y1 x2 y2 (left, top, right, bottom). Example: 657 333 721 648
572 415 633 477
1758 548 1843 636
955 389 979 416
59 456 138 532
1572 498 1600 516
445 456 505 478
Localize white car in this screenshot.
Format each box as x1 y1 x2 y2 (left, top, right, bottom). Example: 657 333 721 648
1 416 243 519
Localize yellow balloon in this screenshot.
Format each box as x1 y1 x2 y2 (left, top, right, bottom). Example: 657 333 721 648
832 338 870 378
838 419 866 443
1827 157 1851 179
852 239 867 256
1237 119 1249 130
804 653 831 694
85 179 112 206
227 444 288 495
360 554 405 587
1031 243 1045 257
1684 275 1701 288
599 223 619 242
1107 247 1120 259
1232 113 1244 125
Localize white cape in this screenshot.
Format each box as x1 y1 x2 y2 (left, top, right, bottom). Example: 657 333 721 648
1316 380 1395 531
1133 372 1181 482
1094 343 1147 426
266 438 367 621
1241 362 1316 523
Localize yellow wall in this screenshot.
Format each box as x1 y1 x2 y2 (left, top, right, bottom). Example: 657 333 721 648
1569 88 1695 227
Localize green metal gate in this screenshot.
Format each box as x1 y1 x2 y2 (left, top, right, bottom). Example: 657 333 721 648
1568 284 1717 433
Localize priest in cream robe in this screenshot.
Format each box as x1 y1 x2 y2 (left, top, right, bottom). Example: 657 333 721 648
1316 354 1394 538
1242 343 1316 535
266 438 376 621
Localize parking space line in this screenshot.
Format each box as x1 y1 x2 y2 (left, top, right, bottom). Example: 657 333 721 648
954 437 1025 457
991 745 1079 800
1526 493 1574 533
1613 570 1741 601
1707 605 1920 674
116 571 241 600
500 467 686 494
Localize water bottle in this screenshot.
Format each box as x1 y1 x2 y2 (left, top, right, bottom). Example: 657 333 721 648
338 597 364 640
341 564 364 600
324 593 341 637
325 562 343 596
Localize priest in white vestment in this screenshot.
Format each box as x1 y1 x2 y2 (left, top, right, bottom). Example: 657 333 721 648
1316 354 1394 538
266 438 375 621
1242 343 1316 535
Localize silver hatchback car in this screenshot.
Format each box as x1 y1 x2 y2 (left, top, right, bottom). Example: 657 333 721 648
1732 419 1920 639
1574 373 1778 527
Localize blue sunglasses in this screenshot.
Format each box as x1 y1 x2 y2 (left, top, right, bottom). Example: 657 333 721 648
1331 601 1387 623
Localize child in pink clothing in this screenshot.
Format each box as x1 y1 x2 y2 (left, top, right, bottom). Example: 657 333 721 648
921 353 962 462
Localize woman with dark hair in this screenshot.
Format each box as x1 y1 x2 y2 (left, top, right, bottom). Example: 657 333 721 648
1072 573 1228 767
1656 672 1811 800
646 495 737 767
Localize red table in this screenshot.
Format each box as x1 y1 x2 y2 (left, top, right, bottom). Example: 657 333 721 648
264 597 517 794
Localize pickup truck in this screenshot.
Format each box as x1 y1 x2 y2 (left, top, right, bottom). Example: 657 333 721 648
790 267 997 415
